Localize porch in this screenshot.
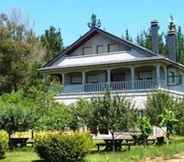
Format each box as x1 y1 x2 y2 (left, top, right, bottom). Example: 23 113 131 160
62 64 169 93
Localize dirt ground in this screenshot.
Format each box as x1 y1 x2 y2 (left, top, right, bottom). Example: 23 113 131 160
142 154 184 162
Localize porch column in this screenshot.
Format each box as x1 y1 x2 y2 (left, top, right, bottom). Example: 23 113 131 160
62 73 65 85
156 64 161 88
107 69 111 83
82 71 86 91
107 69 111 90
163 66 167 87
130 66 135 89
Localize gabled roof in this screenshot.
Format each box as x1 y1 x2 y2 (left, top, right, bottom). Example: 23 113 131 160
44 27 158 67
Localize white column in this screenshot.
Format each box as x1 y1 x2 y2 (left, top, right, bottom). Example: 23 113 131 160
156 64 161 88
163 66 167 87
62 73 65 85
130 66 135 89
82 71 86 91
107 69 111 83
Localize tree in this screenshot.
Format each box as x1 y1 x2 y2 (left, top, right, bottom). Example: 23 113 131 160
0 11 45 94
136 116 152 145
89 91 136 151
87 14 101 29
145 90 175 126
68 99 91 131
0 91 35 142
40 26 64 62
122 29 133 42
35 103 72 130
160 109 178 140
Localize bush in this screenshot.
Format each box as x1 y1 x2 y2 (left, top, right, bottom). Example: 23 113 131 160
0 130 9 159
35 132 94 162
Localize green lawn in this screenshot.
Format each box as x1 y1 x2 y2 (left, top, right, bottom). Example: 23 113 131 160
0 137 184 162
0 149 40 162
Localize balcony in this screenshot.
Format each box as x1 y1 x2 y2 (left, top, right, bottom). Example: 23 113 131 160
63 79 159 93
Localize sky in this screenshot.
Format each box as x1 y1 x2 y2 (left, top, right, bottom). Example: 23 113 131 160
0 0 184 46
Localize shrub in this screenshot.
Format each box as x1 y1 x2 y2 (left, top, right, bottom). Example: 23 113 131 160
0 130 9 159
35 132 94 162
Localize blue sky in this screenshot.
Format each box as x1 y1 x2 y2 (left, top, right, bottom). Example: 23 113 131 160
1 0 184 46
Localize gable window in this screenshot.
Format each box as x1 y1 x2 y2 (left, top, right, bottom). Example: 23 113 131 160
108 43 119 53
82 46 92 55
96 45 104 54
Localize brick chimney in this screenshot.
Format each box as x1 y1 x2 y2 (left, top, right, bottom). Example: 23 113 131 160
150 20 159 53
166 19 177 62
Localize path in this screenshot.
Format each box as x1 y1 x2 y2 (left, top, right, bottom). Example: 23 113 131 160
142 154 184 162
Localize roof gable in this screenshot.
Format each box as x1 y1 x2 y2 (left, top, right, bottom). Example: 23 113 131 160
44 27 158 67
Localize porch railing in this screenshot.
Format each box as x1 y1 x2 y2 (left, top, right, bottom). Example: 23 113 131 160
84 79 158 92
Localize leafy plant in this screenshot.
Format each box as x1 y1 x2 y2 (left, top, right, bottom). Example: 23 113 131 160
35 132 94 162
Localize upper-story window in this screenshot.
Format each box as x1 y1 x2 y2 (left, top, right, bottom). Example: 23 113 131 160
82 46 92 55
96 45 104 54
107 43 119 53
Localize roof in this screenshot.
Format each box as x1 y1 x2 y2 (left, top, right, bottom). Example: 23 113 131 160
43 27 158 67
40 52 172 72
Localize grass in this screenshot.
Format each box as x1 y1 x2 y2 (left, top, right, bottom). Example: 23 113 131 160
86 136 184 162
0 148 40 162
0 136 184 162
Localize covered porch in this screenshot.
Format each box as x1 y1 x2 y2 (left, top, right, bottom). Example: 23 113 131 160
61 64 168 93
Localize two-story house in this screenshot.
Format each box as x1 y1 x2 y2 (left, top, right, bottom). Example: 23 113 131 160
40 20 184 110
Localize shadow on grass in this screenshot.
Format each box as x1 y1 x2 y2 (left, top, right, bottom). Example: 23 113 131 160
32 160 45 162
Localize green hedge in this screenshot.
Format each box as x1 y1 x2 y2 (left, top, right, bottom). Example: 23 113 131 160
0 130 9 159
35 132 94 162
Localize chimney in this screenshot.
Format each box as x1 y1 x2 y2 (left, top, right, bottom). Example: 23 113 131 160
166 20 177 62
150 20 159 53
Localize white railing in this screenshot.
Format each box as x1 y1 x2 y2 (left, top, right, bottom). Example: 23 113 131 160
84 79 158 92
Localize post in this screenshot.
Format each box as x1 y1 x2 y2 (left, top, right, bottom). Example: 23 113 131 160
62 73 65 85
163 66 167 87
107 69 111 90
156 64 161 88
82 71 86 91
130 66 135 89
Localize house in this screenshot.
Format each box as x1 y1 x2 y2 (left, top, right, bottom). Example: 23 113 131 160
40 20 184 110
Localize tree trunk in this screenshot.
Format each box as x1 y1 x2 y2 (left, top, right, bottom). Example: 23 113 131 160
111 131 115 152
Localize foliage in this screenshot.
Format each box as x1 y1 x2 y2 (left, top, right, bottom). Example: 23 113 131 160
35 132 94 162
0 91 35 137
0 130 9 159
145 90 175 126
40 26 64 62
137 116 152 136
0 11 45 94
35 103 72 130
68 98 91 131
89 91 136 151
160 109 178 137
173 99 184 135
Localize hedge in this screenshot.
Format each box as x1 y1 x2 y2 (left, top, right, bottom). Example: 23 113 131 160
0 130 9 159
35 132 94 162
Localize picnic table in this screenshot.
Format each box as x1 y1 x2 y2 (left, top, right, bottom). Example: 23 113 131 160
94 133 135 151
9 137 29 148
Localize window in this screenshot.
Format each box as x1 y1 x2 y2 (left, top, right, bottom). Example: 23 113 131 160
168 71 175 84
138 71 153 80
82 46 92 55
107 43 119 52
96 45 104 54
70 74 82 84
